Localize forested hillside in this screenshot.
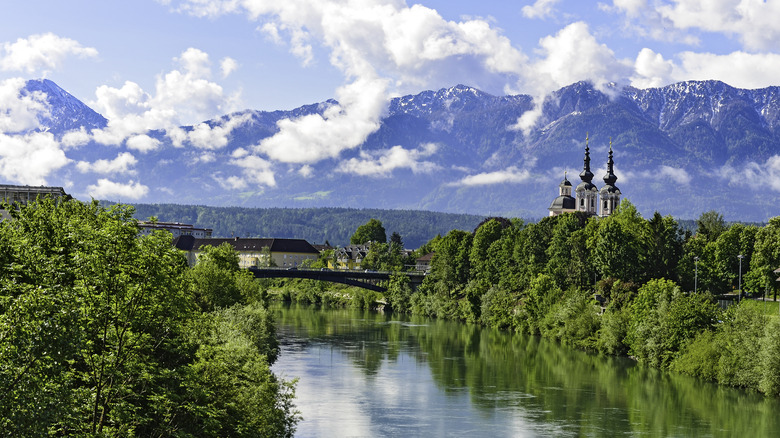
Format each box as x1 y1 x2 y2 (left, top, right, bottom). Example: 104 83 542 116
125 203 485 248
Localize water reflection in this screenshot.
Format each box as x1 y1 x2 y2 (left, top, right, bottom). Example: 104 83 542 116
272 303 780 437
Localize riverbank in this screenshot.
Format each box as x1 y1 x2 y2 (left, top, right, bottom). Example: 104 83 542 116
263 276 780 398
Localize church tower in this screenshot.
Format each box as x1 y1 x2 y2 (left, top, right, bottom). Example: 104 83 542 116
575 133 598 216
548 173 576 216
599 140 621 217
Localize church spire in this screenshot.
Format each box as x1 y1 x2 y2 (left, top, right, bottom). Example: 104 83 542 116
603 138 617 185
579 132 594 183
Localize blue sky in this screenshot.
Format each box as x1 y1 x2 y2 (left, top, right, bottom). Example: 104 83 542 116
1 0 779 199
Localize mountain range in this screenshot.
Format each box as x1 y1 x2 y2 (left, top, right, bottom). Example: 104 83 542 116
12 78 780 222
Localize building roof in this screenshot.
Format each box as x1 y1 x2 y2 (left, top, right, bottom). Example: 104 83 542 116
549 195 576 210
173 237 318 254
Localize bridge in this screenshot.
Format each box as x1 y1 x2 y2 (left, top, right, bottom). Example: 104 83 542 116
247 267 426 292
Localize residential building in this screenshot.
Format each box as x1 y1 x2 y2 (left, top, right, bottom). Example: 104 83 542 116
173 236 319 268
138 221 213 239
0 184 70 221
331 244 371 270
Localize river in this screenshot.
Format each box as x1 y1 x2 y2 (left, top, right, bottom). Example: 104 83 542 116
271 303 780 437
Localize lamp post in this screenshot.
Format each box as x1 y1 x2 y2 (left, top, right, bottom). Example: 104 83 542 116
738 254 744 302
694 256 699 294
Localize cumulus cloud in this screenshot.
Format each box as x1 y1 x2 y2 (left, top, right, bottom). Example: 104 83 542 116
0 77 50 133
658 165 691 185
126 134 161 153
89 48 242 146
173 0 528 164
522 0 561 19
657 0 780 52
168 113 251 149
60 127 92 149
513 22 631 133
76 152 138 175
230 154 276 187
86 179 149 200
448 166 532 187
629 48 780 90
337 143 439 177
0 132 69 185
0 33 98 74
213 174 249 190
631 48 675 88
220 57 239 77
723 156 780 193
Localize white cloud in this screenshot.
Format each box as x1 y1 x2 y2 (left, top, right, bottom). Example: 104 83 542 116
631 48 675 88
658 0 780 52
86 179 149 200
214 174 249 190
0 131 69 185
723 156 780 193
89 48 242 145
522 0 561 19
658 165 691 185
171 113 251 149
513 22 632 132
220 56 239 77
126 134 161 153
448 166 532 187
629 48 780 90
0 33 97 74
76 152 138 175
673 51 780 90
338 143 439 177
60 127 92 149
0 77 50 133
174 0 528 164
298 164 314 177
230 154 276 187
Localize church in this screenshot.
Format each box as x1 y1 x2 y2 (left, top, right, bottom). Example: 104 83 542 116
548 135 621 217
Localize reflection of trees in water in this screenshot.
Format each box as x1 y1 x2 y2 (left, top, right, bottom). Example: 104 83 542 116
273 303 780 436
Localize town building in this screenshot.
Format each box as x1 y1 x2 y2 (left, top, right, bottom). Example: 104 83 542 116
0 184 70 221
173 236 319 268
138 221 213 239
331 244 371 270
549 136 621 217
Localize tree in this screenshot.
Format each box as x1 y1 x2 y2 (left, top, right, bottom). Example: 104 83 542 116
350 218 387 244
644 212 685 282
0 198 299 436
696 210 727 242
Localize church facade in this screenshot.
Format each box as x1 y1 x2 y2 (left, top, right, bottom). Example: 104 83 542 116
549 136 621 217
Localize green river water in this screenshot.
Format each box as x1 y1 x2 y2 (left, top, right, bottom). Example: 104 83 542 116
271 303 780 437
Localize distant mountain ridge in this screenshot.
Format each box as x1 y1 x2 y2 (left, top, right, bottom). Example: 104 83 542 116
13 79 780 222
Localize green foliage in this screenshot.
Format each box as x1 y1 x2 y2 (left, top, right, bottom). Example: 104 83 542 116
597 306 630 356
519 274 562 334
385 274 413 313
479 285 517 329
0 198 298 436
696 210 727 242
627 279 718 368
540 289 600 349
350 218 387 245
182 306 298 437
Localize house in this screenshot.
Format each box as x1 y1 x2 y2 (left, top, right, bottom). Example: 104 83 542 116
415 252 434 272
173 236 319 268
331 244 371 270
138 221 213 239
0 184 70 221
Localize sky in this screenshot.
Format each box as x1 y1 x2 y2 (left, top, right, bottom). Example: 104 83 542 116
1 0 780 200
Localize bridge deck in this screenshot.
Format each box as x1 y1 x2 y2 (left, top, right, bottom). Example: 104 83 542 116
247 267 426 292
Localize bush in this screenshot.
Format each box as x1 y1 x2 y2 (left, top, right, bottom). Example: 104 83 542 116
480 286 518 330
540 289 600 349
